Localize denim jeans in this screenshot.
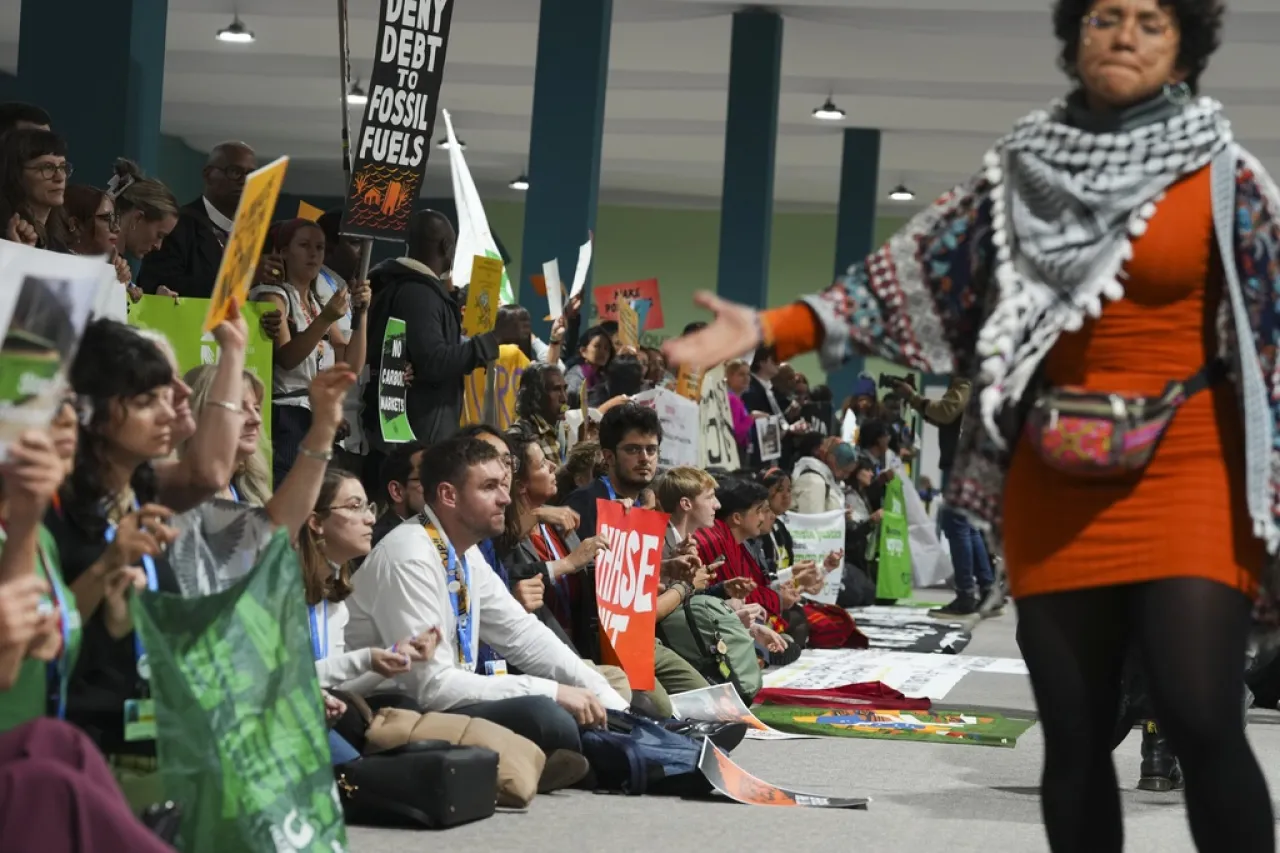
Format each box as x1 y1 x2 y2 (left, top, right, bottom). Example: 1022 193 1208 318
328 730 360 766
939 505 993 595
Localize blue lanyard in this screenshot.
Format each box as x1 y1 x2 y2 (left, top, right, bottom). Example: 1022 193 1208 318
539 524 573 618
445 540 474 667
43 544 71 721
103 501 160 679
308 600 328 661
228 483 241 504
601 476 617 501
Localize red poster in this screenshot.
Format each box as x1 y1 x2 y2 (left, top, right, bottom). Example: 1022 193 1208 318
594 500 666 691
592 279 664 330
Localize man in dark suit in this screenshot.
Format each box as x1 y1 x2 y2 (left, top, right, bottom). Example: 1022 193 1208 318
137 141 284 297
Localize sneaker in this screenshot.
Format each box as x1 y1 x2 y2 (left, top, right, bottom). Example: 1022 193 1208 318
929 594 978 618
978 585 1007 618
538 749 592 793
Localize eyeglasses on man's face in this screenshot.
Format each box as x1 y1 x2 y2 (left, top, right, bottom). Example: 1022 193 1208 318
26 161 73 181
213 165 251 182
619 443 660 458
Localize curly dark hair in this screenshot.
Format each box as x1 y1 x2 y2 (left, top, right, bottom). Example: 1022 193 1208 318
1052 0 1225 94
516 362 563 423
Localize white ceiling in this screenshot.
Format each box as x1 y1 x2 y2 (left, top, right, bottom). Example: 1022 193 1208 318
4 0 1280 215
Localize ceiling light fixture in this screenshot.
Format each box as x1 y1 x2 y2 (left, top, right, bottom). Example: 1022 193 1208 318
346 80 368 106
436 138 466 150
812 96 845 121
216 16 255 44
888 183 916 202
508 174 529 191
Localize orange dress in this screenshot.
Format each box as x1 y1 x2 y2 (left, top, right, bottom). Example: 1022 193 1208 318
1002 167 1261 599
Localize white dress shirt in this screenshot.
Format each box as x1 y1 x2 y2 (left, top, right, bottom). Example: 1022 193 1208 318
346 509 629 712
313 599 386 696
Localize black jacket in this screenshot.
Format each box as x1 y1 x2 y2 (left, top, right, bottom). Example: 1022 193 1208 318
564 478 619 662
361 259 499 448
137 198 225 298
500 530 583 656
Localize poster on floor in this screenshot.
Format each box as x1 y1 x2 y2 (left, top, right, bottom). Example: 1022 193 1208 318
847 605 971 655
0 243 109 457
669 683 813 741
342 0 455 241
762 649 1028 700
750 706 1035 748
377 316 415 443
698 742 868 809
785 510 846 605
594 501 665 691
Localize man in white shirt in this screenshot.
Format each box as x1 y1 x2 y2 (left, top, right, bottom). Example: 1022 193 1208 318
347 433 629 759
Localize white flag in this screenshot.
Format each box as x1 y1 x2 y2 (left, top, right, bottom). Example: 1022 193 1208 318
442 109 514 304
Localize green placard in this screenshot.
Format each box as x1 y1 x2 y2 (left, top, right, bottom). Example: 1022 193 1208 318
129 296 274 467
377 316 415 443
875 475 913 601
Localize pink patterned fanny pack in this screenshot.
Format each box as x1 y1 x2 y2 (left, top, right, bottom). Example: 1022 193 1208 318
1023 361 1222 478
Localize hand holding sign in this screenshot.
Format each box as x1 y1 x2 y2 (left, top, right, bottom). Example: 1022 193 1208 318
594 500 666 692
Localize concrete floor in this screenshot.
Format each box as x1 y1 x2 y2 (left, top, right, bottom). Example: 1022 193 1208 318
348 599 1280 852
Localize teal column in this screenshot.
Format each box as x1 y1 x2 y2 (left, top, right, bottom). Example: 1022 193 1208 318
716 9 782 308
829 128 882 392
18 0 167 183
519 0 612 339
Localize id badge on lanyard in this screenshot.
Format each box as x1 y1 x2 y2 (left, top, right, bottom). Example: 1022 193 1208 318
103 502 160 684
308 600 329 661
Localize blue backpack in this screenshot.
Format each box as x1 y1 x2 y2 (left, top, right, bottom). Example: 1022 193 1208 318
580 711 711 797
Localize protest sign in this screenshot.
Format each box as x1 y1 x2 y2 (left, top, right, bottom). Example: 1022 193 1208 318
377 317 414 443
698 366 740 471
698 741 867 808
342 0 454 242
568 235 593 300
542 259 564 321
593 279 663 329
462 344 529 430
632 388 698 469
443 110 514 303
595 500 665 691
129 295 275 465
204 156 289 332
296 200 324 222
0 244 107 457
877 476 913 601
134 529 347 852
784 510 846 604
617 299 640 348
674 365 703 401
458 255 506 427
755 415 782 462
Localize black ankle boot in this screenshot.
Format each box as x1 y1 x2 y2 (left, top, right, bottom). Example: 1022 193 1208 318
1138 720 1184 792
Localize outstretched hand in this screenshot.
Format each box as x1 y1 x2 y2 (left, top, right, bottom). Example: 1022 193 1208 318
662 291 761 371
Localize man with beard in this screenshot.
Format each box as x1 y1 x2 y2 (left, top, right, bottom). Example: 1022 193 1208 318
370 442 425 549
514 362 569 464
347 435 627 777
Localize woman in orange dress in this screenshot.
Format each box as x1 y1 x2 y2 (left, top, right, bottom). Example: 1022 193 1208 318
666 2 1279 851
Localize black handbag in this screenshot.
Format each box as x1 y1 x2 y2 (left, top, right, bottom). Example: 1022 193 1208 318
336 742 500 829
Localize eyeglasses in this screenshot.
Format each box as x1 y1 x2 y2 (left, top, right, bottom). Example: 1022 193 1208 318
327 500 377 515
95 212 121 231
25 161 73 180
213 165 250 182
1082 10 1173 38
619 444 660 458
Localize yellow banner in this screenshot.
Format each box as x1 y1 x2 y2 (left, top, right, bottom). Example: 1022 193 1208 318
203 156 289 331
462 255 505 337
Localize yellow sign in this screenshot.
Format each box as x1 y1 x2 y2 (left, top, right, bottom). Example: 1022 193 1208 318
675 364 703 401
462 255 505 337
462 344 531 430
297 200 325 222
203 156 289 332
618 300 640 349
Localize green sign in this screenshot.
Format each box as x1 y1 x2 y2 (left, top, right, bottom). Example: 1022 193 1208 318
377 316 415 443
875 475 913 601
129 295 274 466
134 529 348 852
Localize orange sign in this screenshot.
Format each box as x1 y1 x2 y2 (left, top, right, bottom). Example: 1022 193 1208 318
297 200 325 222
203 156 289 332
594 500 665 691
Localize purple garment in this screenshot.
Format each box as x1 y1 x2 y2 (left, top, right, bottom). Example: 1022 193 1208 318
728 391 754 454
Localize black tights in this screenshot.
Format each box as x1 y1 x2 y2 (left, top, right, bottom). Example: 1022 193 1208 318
1017 578 1273 853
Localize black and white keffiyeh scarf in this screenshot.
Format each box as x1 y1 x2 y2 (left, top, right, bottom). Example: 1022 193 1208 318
975 94 1233 439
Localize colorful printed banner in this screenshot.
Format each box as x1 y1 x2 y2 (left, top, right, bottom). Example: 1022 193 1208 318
342 0 455 242
129 295 275 465
377 316 415 443
205 157 289 332
595 500 665 691
593 279 663 329
752 705 1035 748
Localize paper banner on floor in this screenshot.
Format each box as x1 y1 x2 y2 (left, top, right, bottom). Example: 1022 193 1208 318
762 649 1027 700
669 683 813 741
847 605 971 655
698 741 868 809
594 501 665 691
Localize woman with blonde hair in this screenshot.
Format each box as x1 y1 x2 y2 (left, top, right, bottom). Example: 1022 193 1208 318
181 364 272 507
105 159 178 262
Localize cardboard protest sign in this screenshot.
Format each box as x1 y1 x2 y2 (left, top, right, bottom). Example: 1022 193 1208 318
204 156 289 332
593 279 663 329
342 0 455 242
0 244 108 457
296 200 324 222
377 317 415 443
698 366 741 471
130 295 276 466
632 388 698 469
617 299 640 348
784 510 847 604
595 500 665 691
462 344 529 430
698 741 868 808
674 364 703 401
